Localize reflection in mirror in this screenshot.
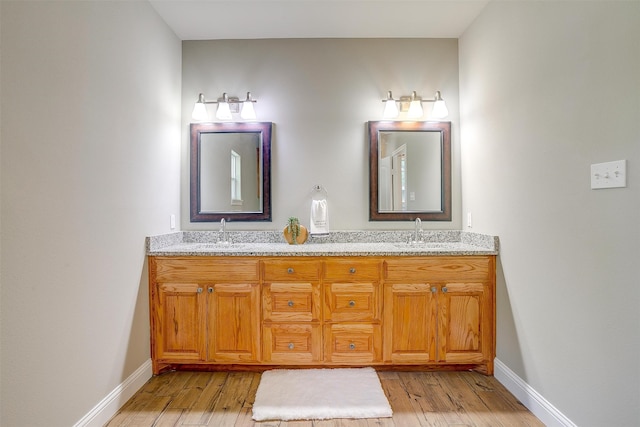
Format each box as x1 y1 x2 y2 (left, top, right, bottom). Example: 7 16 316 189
191 122 272 222
368 121 451 221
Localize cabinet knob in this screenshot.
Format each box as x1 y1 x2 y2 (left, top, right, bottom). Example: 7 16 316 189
287 267 294 274
349 300 356 307
442 287 448 293
349 267 356 274
288 300 294 307
197 288 203 294
431 286 437 293
349 343 356 350
288 343 295 350
208 287 213 293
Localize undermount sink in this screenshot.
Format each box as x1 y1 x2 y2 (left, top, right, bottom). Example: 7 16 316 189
393 242 454 250
193 242 246 249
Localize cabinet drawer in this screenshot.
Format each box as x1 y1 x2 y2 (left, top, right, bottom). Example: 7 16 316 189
384 256 491 282
263 260 321 281
263 283 321 322
324 324 382 364
262 323 322 363
324 259 380 282
324 283 379 322
153 257 259 282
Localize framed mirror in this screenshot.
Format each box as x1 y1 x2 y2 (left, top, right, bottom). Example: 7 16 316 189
190 122 272 222
368 121 451 221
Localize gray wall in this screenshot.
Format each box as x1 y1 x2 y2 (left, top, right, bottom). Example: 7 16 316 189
460 2 640 426
181 38 462 230
0 1 181 425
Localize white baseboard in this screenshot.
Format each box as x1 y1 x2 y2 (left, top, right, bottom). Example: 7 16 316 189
73 358 153 427
494 358 576 427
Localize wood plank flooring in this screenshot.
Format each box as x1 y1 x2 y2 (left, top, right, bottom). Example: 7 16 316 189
105 370 544 427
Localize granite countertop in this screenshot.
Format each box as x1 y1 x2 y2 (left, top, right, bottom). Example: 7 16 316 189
146 230 499 257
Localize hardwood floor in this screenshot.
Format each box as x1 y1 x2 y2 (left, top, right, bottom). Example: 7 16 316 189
105 370 544 427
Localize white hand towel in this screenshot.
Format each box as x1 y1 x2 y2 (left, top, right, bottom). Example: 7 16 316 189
310 199 329 235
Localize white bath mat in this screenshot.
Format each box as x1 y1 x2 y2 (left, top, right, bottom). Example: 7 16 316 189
252 367 393 421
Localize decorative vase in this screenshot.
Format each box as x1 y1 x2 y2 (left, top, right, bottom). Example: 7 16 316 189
283 224 308 245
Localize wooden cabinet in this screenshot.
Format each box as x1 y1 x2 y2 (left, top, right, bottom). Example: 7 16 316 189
262 260 322 364
153 282 207 363
323 259 382 363
149 254 495 375
382 257 495 374
150 257 260 374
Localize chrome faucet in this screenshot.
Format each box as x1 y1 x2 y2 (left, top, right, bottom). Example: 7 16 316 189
414 217 423 243
218 218 228 244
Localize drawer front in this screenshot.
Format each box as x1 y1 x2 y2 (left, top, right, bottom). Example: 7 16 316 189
263 260 321 282
323 259 380 282
263 283 321 322
384 256 491 282
324 324 382 364
153 257 260 282
262 323 322 363
324 283 379 322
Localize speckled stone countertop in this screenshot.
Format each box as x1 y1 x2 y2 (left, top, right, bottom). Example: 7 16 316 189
146 230 499 257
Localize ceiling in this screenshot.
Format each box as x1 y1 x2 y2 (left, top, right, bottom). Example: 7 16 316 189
149 0 490 40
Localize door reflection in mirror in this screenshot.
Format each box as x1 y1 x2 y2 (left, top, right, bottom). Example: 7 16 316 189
378 131 441 212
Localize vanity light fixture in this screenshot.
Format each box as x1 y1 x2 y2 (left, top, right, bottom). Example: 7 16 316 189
191 92 258 121
381 90 448 119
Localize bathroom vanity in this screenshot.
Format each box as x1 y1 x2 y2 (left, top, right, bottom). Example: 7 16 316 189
147 231 497 375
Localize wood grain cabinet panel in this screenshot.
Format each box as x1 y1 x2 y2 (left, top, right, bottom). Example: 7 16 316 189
383 283 437 364
207 283 260 363
438 282 492 364
149 255 495 374
262 323 322 363
324 282 379 323
324 323 382 364
263 282 321 322
153 282 207 363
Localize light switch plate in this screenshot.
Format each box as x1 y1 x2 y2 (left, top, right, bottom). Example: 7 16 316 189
591 160 627 189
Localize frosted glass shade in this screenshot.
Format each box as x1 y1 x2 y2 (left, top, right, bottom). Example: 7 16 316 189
383 99 399 119
241 101 256 120
216 102 232 120
191 102 209 121
407 100 423 119
431 99 449 119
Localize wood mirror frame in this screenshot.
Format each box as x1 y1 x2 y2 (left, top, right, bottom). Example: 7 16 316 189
190 122 272 222
368 120 451 221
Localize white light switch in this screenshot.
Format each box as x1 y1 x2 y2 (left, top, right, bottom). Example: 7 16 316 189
591 160 626 189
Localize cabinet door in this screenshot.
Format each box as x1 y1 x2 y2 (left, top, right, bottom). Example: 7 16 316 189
438 282 492 363
383 283 436 363
208 283 260 363
154 282 207 362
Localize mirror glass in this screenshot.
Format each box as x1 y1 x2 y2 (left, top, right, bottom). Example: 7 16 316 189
368 121 451 221
190 122 272 222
